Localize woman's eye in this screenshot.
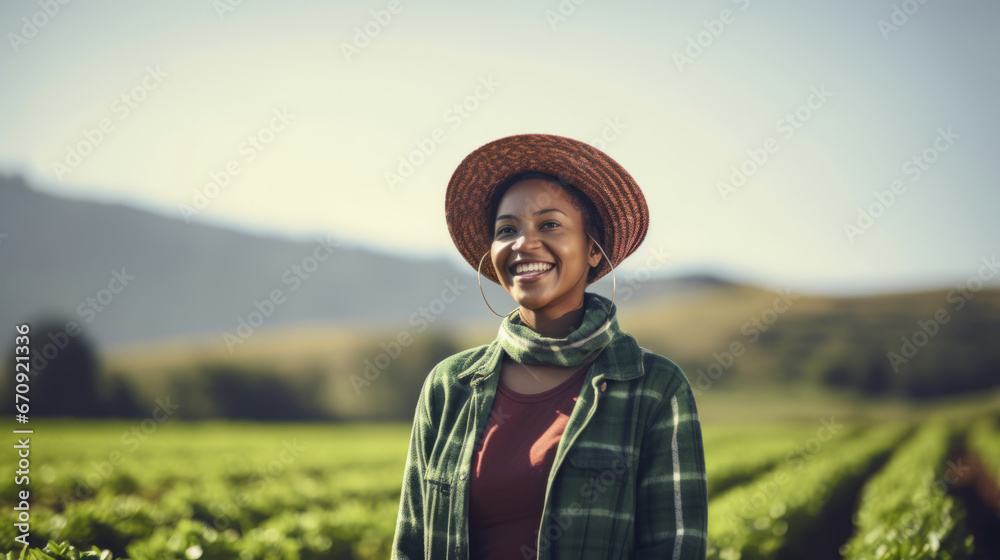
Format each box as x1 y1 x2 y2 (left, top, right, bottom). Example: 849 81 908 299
495 222 558 237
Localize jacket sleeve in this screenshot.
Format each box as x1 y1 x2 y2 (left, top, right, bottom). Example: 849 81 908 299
391 366 438 560
633 377 708 559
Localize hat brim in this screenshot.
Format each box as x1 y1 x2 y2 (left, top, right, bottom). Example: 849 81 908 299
445 133 649 285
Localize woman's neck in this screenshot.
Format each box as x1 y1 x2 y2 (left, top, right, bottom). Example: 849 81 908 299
517 302 585 338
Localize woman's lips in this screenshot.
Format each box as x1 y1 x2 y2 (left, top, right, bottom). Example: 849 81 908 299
511 265 554 283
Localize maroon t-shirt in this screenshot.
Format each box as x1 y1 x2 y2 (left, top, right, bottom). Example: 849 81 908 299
468 361 591 558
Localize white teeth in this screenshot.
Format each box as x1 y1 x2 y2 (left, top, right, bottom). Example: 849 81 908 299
514 262 554 274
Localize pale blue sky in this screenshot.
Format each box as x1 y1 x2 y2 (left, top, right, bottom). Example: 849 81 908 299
1 0 997 295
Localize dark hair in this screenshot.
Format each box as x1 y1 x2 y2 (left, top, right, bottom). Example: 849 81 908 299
487 171 607 283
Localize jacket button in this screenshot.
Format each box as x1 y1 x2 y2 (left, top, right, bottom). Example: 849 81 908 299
600 381 607 392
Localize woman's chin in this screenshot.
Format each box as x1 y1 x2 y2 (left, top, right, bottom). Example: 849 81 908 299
509 289 558 312
502 281 540 303
508 292 539 310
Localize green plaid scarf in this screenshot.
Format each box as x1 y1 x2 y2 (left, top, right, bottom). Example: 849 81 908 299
497 292 620 366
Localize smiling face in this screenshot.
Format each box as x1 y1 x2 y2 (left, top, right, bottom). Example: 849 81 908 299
490 177 603 316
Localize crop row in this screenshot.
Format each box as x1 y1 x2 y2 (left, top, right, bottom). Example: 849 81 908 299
704 423 858 497
2 422 410 559
5 418 999 559
706 422 910 560
968 416 1000 484
841 419 973 559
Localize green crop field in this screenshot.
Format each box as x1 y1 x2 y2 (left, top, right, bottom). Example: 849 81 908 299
3 413 1000 559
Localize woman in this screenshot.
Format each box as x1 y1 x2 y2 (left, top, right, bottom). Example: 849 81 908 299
391 134 707 559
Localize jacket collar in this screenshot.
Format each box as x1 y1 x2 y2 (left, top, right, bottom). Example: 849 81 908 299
456 328 646 386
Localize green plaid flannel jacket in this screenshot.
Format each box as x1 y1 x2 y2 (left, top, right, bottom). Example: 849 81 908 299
391 326 708 559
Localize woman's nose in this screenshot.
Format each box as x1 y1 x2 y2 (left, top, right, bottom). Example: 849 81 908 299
510 228 538 251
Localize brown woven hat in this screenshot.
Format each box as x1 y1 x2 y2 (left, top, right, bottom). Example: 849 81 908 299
445 133 649 285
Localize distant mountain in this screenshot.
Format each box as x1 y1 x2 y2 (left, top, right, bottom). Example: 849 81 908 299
5 174 997 418
94 280 1000 420
0 174 725 347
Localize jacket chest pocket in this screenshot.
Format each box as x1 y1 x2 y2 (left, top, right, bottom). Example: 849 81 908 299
562 447 635 559
422 469 453 554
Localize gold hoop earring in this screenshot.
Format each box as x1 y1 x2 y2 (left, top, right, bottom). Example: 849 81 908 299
588 234 617 324
478 250 518 319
